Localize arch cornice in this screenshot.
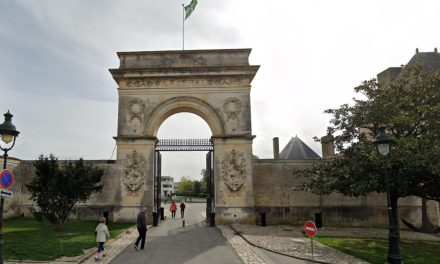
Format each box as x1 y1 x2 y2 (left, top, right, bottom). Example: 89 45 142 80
145 96 225 137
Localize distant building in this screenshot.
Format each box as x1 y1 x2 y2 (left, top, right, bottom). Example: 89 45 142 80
161 176 174 197
173 181 180 191
378 48 440 84
279 136 321 160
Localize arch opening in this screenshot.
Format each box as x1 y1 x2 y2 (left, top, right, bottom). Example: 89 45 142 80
145 97 224 137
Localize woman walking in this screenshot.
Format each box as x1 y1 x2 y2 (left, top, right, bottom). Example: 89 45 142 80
170 201 177 218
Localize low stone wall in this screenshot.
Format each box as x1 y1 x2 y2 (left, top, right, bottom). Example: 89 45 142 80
252 159 440 227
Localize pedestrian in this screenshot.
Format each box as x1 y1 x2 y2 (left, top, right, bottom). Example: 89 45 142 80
134 207 148 250
170 201 177 218
180 201 186 218
95 217 110 261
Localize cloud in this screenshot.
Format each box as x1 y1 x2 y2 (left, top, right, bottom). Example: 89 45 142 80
1 0 440 181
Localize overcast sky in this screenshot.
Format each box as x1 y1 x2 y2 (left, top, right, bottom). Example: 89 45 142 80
1 0 439 181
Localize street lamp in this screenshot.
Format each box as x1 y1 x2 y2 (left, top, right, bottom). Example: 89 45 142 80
0 110 20 264
373 126 402 264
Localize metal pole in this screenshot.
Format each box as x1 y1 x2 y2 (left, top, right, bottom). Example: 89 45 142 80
384 158 403 264
0 150 8 264
182 4 185 50
311 237 314 260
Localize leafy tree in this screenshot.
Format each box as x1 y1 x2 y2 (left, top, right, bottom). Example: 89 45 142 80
294 65 440 225
27 154 104 230
252 154 260 159
193 180 202 194
177 176 194 195
200 169 209 182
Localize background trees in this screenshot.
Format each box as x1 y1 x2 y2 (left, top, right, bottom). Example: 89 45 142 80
296 65 440 204
26 154 104 230
175 175 206 197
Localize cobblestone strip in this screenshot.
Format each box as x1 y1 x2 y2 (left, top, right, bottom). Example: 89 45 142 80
217 225 265 264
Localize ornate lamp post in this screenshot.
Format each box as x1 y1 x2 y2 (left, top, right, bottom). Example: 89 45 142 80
0 111 20 264
373 126 402 264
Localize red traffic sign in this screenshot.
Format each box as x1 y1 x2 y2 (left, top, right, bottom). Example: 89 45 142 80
304 220 317 237
0 169 14 190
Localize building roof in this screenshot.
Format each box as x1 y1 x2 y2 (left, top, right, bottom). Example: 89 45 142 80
406 49 440 73
378 48 440 83
279 136 320 160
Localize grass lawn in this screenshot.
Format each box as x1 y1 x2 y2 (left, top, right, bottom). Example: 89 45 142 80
315 236 440 264
3 218 133 261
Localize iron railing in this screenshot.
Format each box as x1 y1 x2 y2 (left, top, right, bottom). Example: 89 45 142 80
156 138 213 151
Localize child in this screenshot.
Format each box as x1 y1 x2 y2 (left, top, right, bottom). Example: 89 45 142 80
95 217 110 261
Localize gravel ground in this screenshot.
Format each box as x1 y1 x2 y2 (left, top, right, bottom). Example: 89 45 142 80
222 224 368 264
221 224 440 264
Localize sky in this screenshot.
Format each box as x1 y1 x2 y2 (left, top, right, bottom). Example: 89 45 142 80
1 0 439 181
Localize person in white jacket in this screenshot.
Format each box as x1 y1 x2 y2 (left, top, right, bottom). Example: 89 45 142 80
95 217 110 261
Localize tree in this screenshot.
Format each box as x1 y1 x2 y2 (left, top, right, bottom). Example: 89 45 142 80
27 154 104 230
200 169 209 182
294 65 440 223
193 180 202 194
177 177 194 195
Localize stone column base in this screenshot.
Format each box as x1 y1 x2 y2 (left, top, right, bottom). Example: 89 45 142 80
215 207 255 225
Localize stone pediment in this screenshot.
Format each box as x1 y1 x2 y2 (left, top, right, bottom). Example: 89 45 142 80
116 49 252 68
109 49 260 86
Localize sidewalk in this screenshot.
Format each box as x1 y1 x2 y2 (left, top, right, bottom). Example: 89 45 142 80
12 206 437 264
107 203 242 264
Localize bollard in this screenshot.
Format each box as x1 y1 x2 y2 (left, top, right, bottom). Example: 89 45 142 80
314 212 323 228
209 212 216 227
260 213 267 227
103 211 109 224
153 212 158 227
182 219 185 227
160 207 165 220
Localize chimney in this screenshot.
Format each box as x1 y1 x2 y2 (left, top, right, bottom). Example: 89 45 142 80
321 135 335 158
273 137 280 159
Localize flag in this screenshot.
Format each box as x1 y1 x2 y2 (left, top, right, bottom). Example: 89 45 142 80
184 0 198 20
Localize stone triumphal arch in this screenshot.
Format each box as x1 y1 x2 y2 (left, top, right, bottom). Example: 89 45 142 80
109 49 259 224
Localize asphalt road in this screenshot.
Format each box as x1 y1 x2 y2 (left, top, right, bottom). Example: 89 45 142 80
109 203 243 264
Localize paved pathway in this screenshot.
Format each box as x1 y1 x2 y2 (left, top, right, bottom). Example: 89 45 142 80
108 203 243 264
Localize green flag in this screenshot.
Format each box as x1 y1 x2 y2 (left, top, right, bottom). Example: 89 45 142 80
184 0 198 20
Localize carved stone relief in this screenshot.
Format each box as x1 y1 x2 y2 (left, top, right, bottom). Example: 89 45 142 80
161 54 207 67
127 98 145 122
125 98 146 135
223 97 242 132
122 151 147 194
221 150 247 192
125 77 246 88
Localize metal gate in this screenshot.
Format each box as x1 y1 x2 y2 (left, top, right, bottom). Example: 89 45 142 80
154 139 214 225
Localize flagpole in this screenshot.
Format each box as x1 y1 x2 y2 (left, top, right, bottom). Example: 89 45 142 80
182 4 185 50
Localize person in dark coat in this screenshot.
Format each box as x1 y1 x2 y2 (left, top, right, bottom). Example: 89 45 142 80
180 202 186 218
134 207 147 250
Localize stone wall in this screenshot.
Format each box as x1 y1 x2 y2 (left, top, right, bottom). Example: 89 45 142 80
5 160 149 223
5 158 439 228
252 159 440 228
